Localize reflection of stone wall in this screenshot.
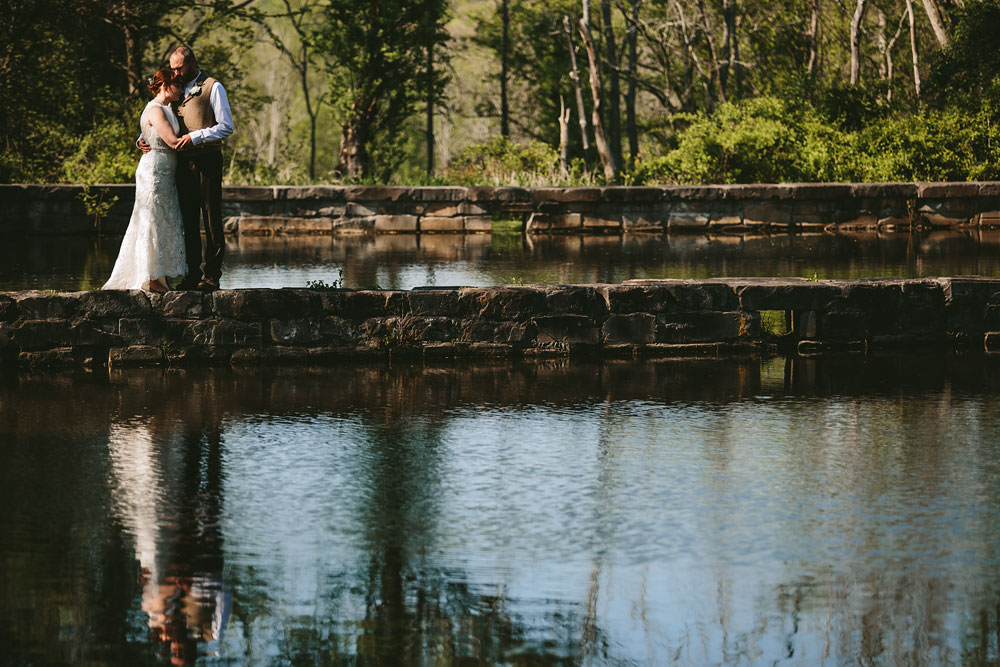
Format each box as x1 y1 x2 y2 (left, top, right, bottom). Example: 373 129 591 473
3 183 1000 236
3 277 1000 369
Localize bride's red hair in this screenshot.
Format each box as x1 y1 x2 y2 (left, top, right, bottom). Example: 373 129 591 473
147 69 179 96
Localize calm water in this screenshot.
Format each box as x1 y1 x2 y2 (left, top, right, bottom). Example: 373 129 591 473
2 355 1000 664
5 230 1000 291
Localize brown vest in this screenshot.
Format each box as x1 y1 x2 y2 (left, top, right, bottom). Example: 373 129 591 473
176 73 222 153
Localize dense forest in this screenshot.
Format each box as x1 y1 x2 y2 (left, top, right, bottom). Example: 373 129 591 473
1 0 998 185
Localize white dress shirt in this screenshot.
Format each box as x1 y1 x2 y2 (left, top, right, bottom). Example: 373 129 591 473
182 70 235 145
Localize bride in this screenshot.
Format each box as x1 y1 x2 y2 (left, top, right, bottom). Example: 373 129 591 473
103 69 187 292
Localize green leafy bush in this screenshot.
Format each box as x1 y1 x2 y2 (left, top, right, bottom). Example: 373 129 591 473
633 97 844 184
445 136 560 185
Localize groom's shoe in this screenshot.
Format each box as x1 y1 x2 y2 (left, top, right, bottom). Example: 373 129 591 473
175 275 201 291
197 277 220 292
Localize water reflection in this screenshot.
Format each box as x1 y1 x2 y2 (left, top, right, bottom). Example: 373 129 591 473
108 416 229 664
6 230 1000 290
2 357 1000 663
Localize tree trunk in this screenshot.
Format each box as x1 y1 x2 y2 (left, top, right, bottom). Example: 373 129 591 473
721 0 741 96
624 0 639 171
124 22 143 97
499 0 510 137
906 0 922 97
807 0 820 75
338 107 369 180
921 0 949 46
697 0 726 103
558 95 570 176
850 0 867 85
600 0 621 174
577 17 616 181
426 45 434 175
885 9 908 101
564 15 590 151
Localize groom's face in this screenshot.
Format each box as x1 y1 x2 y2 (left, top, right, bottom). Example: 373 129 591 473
169 54 196 83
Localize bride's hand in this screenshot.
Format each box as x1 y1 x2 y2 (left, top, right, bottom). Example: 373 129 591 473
175 134 193 151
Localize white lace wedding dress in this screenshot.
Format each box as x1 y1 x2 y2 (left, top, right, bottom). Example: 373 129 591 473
102 101 186 290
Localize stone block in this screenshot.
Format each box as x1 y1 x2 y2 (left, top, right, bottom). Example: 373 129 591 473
109 346 165 366
346 202 379 217
550 213 583 229
390 315 456 344
603 314 656 344
163 345 230 364
464 216 493 232
622 208 665 232
408 289 465 316
119 318 186 346
13 319 120 351
818 301 868 341
0 294 17 322
375 214 418 232
152 291 206 318
666 203 711 229
185 318 263 346
533 315 599 345
545 286 609 319
458 287 548 320
270 318 323 346
15 291 76 319
601 187 664 203
459 319 536 344
604 281 738 314
322 290 408 319
582 214 621 230
420 216 464 232
744 203 792 226
423 202 461 217
738 280 842 311
461 202 489 216
18 347 79 367
465 186 531 203
223 186 274 201
656 311 749 343
531 187 603 203
71 290 152 320
210 289 322 320
917 182 980 199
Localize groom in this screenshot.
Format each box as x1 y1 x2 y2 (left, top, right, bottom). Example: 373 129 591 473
142 45 234 291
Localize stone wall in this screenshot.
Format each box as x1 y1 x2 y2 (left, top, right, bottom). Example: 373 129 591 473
3 183 1000 236
3 277 1000 369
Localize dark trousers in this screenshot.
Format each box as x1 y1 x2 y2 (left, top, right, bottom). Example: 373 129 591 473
176 151 224 281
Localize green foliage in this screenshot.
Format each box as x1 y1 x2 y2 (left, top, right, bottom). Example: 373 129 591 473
851 108 1000 182
925 0 1000 112
633 97 843 184
306 270 344 290
446 137 560 185
61 97 146 185
313 0 451 181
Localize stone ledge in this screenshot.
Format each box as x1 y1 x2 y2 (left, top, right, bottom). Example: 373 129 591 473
3 278 1000 369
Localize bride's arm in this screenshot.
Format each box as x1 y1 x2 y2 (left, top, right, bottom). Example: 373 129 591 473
147 106 182 149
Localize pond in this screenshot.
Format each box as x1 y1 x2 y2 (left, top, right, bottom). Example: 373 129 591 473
5 230 1000 291
2 355 1000 664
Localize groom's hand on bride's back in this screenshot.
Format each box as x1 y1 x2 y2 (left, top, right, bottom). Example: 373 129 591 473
138 138 151 155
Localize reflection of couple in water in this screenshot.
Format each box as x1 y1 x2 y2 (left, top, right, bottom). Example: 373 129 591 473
107 417 230 665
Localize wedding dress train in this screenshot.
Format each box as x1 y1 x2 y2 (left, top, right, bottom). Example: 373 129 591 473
102 101 186 290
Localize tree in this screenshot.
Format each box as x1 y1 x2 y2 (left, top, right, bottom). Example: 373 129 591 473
313 0 451 181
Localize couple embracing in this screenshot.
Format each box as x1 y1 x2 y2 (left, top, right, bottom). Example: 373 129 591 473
102 45 234 293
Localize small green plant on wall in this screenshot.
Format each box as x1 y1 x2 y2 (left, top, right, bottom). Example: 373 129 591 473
306 269 344 290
